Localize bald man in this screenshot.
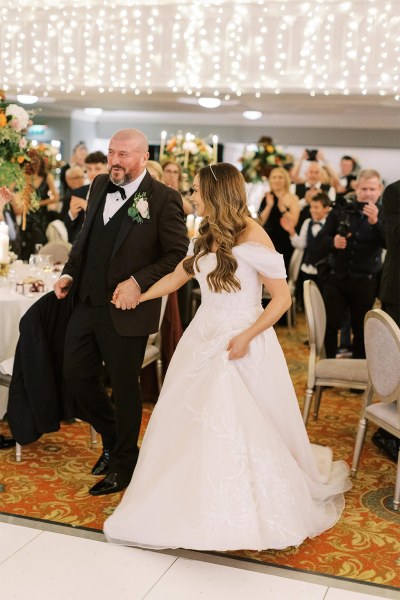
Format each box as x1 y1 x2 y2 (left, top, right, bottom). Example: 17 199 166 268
55 129 188 495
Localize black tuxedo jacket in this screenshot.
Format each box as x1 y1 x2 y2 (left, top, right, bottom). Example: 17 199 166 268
62 171 188 336
379 180 400 306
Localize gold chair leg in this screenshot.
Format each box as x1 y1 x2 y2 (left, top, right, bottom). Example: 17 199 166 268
156 358 163 394
303 388 313 425
394 453 400 510
15 443 22 462
350 417 368 476
90 425 98 449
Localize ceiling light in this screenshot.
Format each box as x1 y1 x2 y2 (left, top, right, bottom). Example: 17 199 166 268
17 94 38 104
198 97 221 109
243 110 263 120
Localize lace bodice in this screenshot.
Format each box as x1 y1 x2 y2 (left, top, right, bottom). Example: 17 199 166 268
194 242 286 311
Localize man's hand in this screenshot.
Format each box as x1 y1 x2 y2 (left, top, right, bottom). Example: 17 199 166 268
334 234 348 249
362 201 379 225
304 187 318 204
70 196 87 219
54 277 72 299
111 278 141 310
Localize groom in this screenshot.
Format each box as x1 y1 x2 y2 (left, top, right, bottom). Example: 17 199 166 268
54 128 188 495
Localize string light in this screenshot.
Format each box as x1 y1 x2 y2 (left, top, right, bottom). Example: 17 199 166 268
0 1 398 103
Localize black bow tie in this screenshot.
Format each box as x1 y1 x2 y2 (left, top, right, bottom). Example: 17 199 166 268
106 180 126 200
311 221 323 226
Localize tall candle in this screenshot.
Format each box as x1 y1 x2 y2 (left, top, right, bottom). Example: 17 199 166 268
183 132 191 169
0 221 9 264
160 130 167 161
212 135 218 164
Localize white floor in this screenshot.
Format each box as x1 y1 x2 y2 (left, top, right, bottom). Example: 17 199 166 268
0 517 398 600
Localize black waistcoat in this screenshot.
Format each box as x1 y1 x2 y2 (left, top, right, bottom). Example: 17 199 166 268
303 221 323 266
79 197 128 306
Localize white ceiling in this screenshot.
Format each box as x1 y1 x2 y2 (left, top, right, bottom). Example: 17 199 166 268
1 0 399 129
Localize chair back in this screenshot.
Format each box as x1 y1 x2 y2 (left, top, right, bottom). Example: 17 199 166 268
45 220 69 243
288 248 304 286
38 241 71 264
364 309 400 403
147 295 168 346
303 279 326 358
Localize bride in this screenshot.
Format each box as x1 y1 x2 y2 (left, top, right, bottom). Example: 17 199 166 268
104 162 351 551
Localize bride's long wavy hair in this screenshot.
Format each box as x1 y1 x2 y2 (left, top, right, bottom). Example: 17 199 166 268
183 163 250 293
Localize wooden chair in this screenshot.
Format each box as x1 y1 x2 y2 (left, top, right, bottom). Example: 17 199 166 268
302 279 369 425
351 309 400 510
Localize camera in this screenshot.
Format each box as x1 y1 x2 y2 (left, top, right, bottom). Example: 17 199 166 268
335 195 368 237
306 149 318 161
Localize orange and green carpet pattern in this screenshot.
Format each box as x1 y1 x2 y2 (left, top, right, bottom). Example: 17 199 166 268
0 315 399 589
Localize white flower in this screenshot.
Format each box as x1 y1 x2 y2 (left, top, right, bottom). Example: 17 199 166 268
136 198 149 219
5 104 30 132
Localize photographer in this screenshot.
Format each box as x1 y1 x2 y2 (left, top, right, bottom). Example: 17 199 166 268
316 169 385 359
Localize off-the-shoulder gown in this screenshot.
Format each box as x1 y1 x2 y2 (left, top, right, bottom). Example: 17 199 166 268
104 243 351 551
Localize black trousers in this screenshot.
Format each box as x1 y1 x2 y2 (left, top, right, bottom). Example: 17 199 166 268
323 273 378 359
63 301 148 479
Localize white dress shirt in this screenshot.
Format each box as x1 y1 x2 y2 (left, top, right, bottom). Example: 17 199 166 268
290 217 326 275
103 170 147 224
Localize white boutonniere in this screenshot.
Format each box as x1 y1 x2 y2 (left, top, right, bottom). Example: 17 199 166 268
128 191 150 224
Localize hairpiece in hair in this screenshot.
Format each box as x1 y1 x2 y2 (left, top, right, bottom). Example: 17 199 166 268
209 164 218 181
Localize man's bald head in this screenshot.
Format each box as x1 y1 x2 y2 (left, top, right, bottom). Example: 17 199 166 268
108 129 149 185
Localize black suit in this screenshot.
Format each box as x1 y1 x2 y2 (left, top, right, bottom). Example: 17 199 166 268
62 171 188 482
379 180 400 325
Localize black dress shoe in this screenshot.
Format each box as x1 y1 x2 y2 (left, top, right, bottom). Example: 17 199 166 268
91 449 111 476
89 472 129 496
0 434 16 449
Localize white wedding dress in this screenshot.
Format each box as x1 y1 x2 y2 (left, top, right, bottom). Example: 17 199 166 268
104 242 351 551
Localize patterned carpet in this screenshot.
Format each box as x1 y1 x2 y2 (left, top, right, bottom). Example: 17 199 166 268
0 314 399 589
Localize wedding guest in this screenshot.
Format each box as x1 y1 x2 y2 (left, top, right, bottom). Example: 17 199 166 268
54 128 188 496
335 155 358 199
258 166 300 270
146 160 164 182
60 166 85 220
281 191 331 296
104 162 351 552
59 141 88 197
16 151 60 260
162 160 193 215
291 152 336 232
64 152 108 243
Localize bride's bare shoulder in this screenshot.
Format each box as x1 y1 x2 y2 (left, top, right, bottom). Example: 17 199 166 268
238 218 276 251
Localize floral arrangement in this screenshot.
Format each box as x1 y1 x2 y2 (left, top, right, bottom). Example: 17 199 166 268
0 90 39 228
35 142 63 173
128 191 150 224
162 132 213 182
239 136 292 183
